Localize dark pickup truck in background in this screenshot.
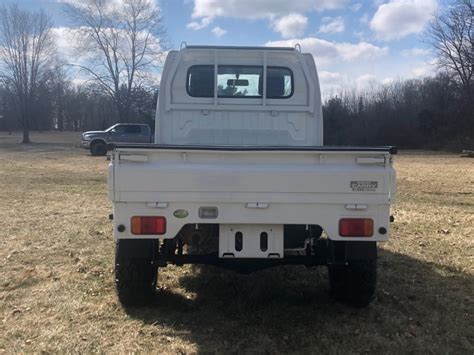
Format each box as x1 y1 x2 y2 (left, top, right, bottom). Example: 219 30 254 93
81 123 152 156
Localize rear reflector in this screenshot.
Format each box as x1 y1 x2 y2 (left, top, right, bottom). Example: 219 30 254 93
131 216 166 235
339 218 373 237
199 206 218 219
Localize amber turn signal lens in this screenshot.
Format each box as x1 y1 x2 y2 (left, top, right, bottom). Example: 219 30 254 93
339 218 373 237
131 216 166 235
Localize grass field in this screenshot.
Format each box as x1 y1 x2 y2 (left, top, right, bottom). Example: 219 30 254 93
0 132 472 353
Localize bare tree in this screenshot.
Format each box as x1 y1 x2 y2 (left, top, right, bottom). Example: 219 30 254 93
64 0 165 122
428 0 473 92
0 4 56 143
49 63 70 131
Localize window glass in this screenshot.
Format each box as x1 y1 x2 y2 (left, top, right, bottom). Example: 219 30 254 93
123 125 141 134
186 65 293 99
217 66 262 97
112 125 126 134
187 65 214 97
266 67 293 98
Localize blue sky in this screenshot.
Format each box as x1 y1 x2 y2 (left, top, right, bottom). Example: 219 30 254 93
9 0 444 96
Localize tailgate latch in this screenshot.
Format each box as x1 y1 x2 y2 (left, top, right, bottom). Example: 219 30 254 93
246 202 269 209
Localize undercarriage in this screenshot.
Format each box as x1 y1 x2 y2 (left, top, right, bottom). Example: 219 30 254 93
155 224 377 273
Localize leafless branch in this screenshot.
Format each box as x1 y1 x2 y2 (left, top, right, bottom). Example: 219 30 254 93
427 0 473 91
0 4 56 142
63 0 167 122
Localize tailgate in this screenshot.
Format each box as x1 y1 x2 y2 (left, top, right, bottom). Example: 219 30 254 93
110 145 396 205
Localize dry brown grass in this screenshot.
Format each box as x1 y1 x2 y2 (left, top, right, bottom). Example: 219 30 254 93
0 132 473 353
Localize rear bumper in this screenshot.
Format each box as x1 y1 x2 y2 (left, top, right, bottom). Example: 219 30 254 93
111 201 391 242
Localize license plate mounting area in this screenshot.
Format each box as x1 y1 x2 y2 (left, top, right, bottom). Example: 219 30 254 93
218 224 283 259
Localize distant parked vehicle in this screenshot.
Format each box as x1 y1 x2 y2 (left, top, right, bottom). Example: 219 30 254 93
81 123 152 156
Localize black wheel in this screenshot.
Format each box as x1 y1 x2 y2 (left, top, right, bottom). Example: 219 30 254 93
328 259 377 307
115 239 158 307
90 140 107 156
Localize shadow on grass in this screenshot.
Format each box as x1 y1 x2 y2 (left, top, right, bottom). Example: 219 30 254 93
125 249 473 353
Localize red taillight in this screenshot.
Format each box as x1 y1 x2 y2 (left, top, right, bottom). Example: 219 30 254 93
131 216 166 235
339 218 373 237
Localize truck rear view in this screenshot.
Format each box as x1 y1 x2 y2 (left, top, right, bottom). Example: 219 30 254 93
109 45 396 308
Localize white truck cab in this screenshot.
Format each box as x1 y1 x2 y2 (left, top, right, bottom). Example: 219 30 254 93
156 45 323 146
109 45 397 308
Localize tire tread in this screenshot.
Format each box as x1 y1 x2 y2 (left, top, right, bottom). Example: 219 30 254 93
115 239 158 307
329 259 377 308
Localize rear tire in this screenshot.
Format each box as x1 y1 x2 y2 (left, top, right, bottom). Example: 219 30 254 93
328 259 377 308
115 239 158 307
90 140 107 156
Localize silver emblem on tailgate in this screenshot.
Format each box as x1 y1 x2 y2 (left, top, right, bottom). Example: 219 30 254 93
350 181 378 192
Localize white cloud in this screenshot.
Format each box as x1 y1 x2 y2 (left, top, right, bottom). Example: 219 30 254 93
412 65 430 77
370 0 438 41
187 17 212 30
350 3 362 11
52 27 83 63
318 71 345 95
190 0 347 20
211 26 227 37
266 37 388 65
318 16 345 34
272 13 308 38
71 78 87 87
412 60 436 77
58 0 159 17
53 26 163 67
319 71 343 82
52 27 91 82
319 72 393 96
339 42 388 61
401 47 431 57
188 1 347 40
382 77 395 84
356 73 377 87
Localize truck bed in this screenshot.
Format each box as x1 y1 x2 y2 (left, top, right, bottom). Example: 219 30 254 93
108 144 396 242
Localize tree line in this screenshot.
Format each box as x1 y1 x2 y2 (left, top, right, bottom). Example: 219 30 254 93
0 0 472 149
0 77 157 133
323 72 472 150
325 0 473 150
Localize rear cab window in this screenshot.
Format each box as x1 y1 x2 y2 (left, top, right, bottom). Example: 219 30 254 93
217 66 262 98
187 65 214 97
266 67 293 98
186 65 293 99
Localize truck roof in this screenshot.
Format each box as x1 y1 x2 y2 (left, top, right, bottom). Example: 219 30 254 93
184 45 296 51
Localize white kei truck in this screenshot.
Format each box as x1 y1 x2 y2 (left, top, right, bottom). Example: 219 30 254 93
108 45 397 308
